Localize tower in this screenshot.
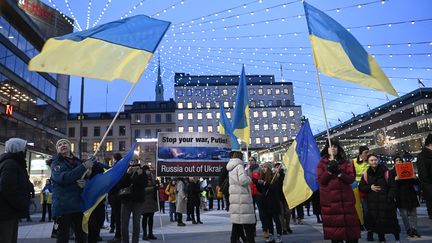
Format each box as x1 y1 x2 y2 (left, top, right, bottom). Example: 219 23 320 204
155 57 164 101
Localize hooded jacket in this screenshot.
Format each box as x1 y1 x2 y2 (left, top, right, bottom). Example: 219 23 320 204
417 146 432 200
226 158 256 224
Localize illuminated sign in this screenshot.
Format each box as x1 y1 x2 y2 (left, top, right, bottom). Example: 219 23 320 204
5 104 13 116
18 0 54 23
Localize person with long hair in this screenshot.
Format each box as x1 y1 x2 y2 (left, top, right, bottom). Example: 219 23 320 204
141 165 158 240
317 139 360 243
359 154 401 243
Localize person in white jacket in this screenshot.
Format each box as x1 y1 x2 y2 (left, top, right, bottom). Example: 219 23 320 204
226 151 256 243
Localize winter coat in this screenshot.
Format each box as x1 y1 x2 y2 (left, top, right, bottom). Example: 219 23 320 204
50 153 87 217
417 147 432 201
165 183 176 203
175 180 187 214
142 170 158 213
257 170 284 215
0 152 31 220
390 168 420 209
159 186 167 202
247 164 262 197
40 184 53 204
188 181 201 206
226 158 256 225
317 157 360 241
119 166 148 204
216 185 223 199
359 164 400 235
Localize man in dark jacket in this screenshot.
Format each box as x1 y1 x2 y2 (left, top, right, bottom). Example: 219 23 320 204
0 138 31 243
51 138 95 243
108 153 123 241
417 133 432 219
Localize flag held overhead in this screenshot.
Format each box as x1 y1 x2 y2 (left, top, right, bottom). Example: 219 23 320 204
232 65 250 145
303 2 398 97
219 103 241 150
29 15 170 83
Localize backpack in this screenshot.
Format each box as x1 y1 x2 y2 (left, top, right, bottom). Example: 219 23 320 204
363 170 389 184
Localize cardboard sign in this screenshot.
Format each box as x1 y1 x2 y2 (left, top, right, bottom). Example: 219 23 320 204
395 162 415 179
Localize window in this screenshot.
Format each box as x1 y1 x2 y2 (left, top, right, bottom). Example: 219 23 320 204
188 113 193 120
82 142 88 152
195 89 201 96
206 102 211 108
284 88 289 94
258 88 263 94
267 100 273 106
226 112 231 119
285 100 291 106
83 127 88 137
177 90 184 96
249 88 255 95
178 126 184 132
283 137 288 142
264 137 270 144
280 111 286 117
107 126 113 136
262 111 268 118
275 88 280 95
206 112 213 119
255 138 261 144
276 100 282 106
259 100 265 107
197 126 203 132
282 123 287 130
119 126 126 136
134 114 141 123
68 127 75 137
289 110 295 117
145 114 151 123
167 128 173 132
271 111 277 118
178 102 183 109
290 123 295 130
71 143 75 153
145 129 151 137
272 124 278 130
254 124 260 131
93 142 100 152
214 89 220 95
186 89 192 96
196 102 202 109
215 102 220 108
155 114 161 123
207 126 213 132
205 89 211 96
263 124 269 131
216 113 220 119
106 141 113 152
156 129 162 135
178 113 184 120
250 101 256 107
187 102 192 109
266 88 272 95
134 129 141 138
197 112 203 120
274 137 280 143
224 101 229 108
253 111 259 118
94 126 101 137
119 141 126 151
188 126 194 132
166 114 172 122
222 89 228 96
232 88 236 96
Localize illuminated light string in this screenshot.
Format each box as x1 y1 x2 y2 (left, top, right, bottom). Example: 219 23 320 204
86 0 92 29
165 18 432 41
92 0 113 27
151 0 188 18
47 0 81 31
120 0 147 19
63 0 83 31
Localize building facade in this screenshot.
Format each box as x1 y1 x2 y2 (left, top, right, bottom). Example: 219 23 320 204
0 0 72 192
174 73 303 150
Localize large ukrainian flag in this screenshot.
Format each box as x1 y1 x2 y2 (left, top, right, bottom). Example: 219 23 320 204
29 15 170 83
80 144 137 233
219 104 240 150
232 65 250 145
283 120 320 209
303 2 398 97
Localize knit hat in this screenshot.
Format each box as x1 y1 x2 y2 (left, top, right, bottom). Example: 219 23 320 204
358 145 369 154
5 138 27 153
262 162 273 170
56 138 71 148
425 133 432 146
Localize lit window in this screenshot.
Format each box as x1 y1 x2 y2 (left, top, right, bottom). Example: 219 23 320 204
275 88 280 95
290 123 295 130
259 100 265 107
71 143 75 153
206 102 211 108
271 111 276 118
284 88 289 94
253 111 259 118
274 137 279 143
283 136 288 142
255 138 261 144
215 102 220 108
272 124 278 130
216 113 220 119
254 124 260 131
268 100 273 106
264 137 270 144
227 112 231 119
224 101 229 108
258 88 263 94
223 89 228 96
188 126 194 132
262 111 268 118
178 127 184 132
232 88 236 95
289 110 294 117
250 101 256 107
206 113 213 119
178 113 184 120
197 126 203 132
188 113 193 120
266 89 272 95
178 102 183 109
196 102 202 109
249 88 255 95
282 123 287 130
106 141 113 152
207 126 213 132
187 102 192 109
291 136 296 140
197 112 203 120
263 124 269 131
280 111 286 117
93 142 100 152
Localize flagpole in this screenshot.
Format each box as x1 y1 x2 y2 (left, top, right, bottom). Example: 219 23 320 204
79 77 85 160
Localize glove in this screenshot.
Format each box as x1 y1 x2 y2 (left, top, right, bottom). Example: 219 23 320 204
327 160 340 174
83 156 96 169
76 179 86 188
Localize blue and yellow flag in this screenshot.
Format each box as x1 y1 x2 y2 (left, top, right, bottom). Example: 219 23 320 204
352 180 364 225
283 120 320 209
232 65 250 145
29 15 170 83
80 144 137 233
303 2 398 97
219 104 240 150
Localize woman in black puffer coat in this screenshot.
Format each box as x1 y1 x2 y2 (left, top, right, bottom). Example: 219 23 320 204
359 154 401 243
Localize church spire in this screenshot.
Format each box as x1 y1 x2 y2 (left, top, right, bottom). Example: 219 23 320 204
155 56 164 101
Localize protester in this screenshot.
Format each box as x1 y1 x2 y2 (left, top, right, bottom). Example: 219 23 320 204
141 165 158 240
291 204 304 225
317 139 360 243
227 151 256 243
175 178 187 226
417 133 432 220
311 191 322 223
219 165 230 211
0 138 32 243
215 184 225 210
188 177 202 224
256 162 284 243
206 184 215 210
359 154 401 243
391 155 421 238
40 179 53 222
165 180 177 222
51 138 95 243
274 162 292 235
158 183 166 214
26 181 35 222
108 153 123 241
119 156 147 243
246 157 265 237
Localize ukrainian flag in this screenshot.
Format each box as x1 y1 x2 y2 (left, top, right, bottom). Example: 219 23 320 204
232 65 250 145
352 181 364 225
303 2 398 97
29 15 170 83
219 104 240 150
80 144 137 233
283 120 320 209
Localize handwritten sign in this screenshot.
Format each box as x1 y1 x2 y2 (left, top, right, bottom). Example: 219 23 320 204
395 162 415 179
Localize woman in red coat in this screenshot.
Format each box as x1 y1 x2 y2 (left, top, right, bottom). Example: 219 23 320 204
317 139 360 243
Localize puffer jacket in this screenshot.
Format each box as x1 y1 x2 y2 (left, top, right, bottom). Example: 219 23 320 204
417 147 432 201
226 158 256 224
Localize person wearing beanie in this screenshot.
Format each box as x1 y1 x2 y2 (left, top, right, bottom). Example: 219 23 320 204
417 133 432 219
50 138 95 243
0 138 32 243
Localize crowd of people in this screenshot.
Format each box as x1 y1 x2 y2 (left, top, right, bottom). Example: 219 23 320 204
0 133 431 243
